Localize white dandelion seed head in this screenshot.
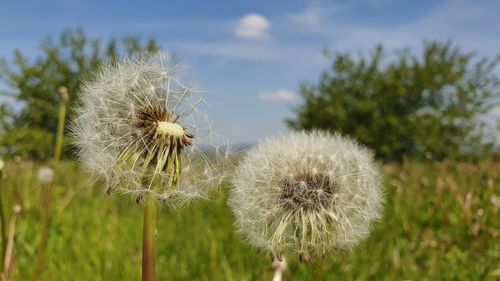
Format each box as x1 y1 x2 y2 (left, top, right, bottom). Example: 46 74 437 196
38 166 55 184
229 131 383 258
71 53 230 206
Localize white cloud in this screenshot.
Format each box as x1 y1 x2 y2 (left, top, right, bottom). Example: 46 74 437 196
167 41 325 69
280 0 500 60
288 3 323 26
235 13 271 39
287 1 353 27
258 89 297 102
169 41 277 61
320 0 500 56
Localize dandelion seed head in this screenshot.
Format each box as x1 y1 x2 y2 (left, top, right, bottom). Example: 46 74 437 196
13 204 22 214
38 166 55 184
71 53 229 206
229 131 383 258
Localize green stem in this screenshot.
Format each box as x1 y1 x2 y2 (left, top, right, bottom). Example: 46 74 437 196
54 102 66 163
142 198 156 281
34 98 66 279
34 183 53 280
0 172 6 271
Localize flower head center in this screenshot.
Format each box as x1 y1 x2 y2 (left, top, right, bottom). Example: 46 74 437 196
156 121 184 138
279 172 336 212
133 105 194 148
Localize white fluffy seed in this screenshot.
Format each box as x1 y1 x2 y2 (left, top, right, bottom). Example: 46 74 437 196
70 53 229 206
229 131 384 257
37 166 55 184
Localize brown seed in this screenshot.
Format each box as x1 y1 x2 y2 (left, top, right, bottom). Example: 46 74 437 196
279 172 337 212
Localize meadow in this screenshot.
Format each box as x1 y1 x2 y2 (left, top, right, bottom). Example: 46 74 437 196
0 160 498 280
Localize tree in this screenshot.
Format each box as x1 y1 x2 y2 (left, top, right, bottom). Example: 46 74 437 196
286 42 500 161
0 28 160 159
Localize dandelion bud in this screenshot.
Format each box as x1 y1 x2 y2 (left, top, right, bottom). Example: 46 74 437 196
37 166 55 184
13 204 22 215
0 159 4 171
58 86 69 103
71 53 227 205
229 131 383 258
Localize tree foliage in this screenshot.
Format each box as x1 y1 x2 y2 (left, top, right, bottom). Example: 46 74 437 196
287 42 500 161
0 28 160 159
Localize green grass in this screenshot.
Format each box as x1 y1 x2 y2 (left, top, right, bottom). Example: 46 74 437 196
0 160 499 280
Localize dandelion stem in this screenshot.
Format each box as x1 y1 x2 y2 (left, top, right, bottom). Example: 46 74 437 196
3 205 22 280
0 171 6 271
35 88 67 280
272 256 287 281
54 97 67 163
34 182 53 280
142 198 156 281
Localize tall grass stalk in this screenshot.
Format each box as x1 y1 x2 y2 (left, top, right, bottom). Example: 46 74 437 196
34 179 53 279
34 86 68 280
2 204 22 281
11 159 31 210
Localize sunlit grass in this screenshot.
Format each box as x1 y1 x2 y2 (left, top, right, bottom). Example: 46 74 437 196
1 160 498 280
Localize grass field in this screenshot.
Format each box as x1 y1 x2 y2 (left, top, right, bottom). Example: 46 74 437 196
0 160 499 280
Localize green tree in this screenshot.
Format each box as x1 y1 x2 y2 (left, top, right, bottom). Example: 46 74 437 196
0 28 160 159
287 42 500 161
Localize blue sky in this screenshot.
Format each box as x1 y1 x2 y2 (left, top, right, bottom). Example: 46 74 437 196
1 0 499 144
